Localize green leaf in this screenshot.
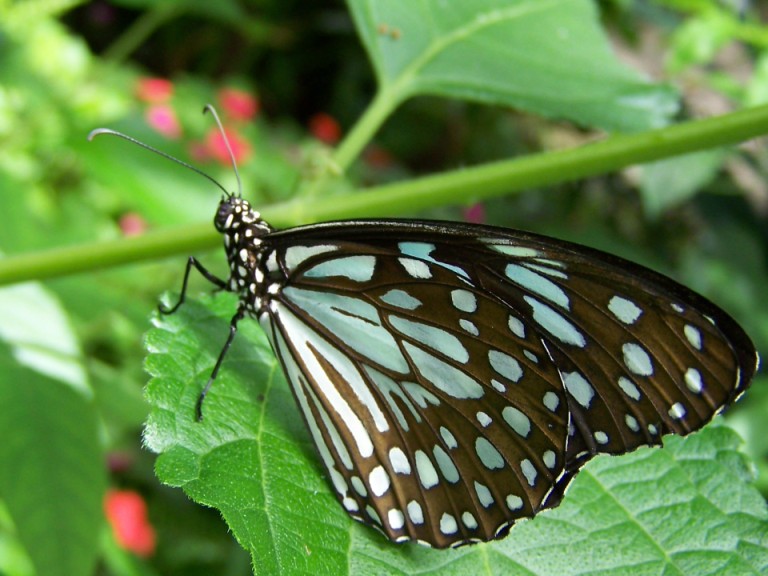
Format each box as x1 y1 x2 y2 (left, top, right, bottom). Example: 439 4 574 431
0 344 106 576
0 283 90 397
144 294 768 575
144 293 352 575
347 0 678 132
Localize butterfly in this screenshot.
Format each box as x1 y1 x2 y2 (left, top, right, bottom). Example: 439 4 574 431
91 110 758 549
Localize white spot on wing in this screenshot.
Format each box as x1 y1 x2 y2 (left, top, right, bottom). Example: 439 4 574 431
506 494 524 510
474 481 494 508
488 350 523 382
520 459 537 486
506 263 570 309
669 402 686 420
502 406 531 438
407 500 424 524
304 255 376 282
415 450 439 489
623 342 654 376
685 367 703 394
399 257 431 279
475 437 504 470
284 244 338 270
684 324 703 350
389 447 411 475
524 296 586 347
608 295 643 324
403 341 484 399
380 289 422 310
440 513 458 535
543 391 560 412
369 465 391 497
391 316 469 364
564 371 594 409
388 509 405 530
451 289 477 313
618 377 641 401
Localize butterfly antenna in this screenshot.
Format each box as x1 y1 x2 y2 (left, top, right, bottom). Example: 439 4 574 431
87 128 231 197
203 104 243 198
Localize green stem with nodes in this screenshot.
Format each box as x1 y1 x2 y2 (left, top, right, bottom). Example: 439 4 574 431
1 103 768 286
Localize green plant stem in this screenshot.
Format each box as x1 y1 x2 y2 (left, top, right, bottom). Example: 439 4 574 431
334 89 400 173
2 104 768 286
295 89 399 199
103 4 181 64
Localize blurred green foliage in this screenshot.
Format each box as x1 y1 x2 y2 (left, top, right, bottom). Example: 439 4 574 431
0 0 766 575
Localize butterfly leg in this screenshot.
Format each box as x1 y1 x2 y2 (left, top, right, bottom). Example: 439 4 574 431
195 304 246 420
159 257 228 314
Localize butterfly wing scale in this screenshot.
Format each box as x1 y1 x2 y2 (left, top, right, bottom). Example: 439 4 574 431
252 219 756 548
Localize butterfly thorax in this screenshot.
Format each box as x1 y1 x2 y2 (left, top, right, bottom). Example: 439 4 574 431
215 195 273 312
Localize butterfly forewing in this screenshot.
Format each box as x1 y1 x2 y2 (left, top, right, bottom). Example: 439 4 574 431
248 219 755 548
260 241 571 546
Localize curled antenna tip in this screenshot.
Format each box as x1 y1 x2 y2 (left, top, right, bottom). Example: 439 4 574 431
86 124 231 196
87 128 115 141
201 104 243 197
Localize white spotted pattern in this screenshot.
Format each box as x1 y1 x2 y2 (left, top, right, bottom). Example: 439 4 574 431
502 406 531 438
506 494 523 510
389 447 412 475
524 295 586 347
415 450 439 489
543 391 560 412
459 318 479 335
369 465 391 497
608 295 643 324
474 481 494 508
564 371 594 409
520 459 537 487
399 257 432 279
462 511 478 530
440 513 458 535
618 377 641 401
433 445 459 483
388 509 405 530
622 342 654 376
669 402 686 420
508 315 525 338
407 500 424 524
451 289 477 313
684 324 702 350
440 426 458 449
488 350 523 382
475 437 505 470
594 431 609 445
685 367 704 394
476 411 492 427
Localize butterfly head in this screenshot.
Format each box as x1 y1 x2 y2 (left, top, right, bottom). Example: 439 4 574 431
214 194 266 233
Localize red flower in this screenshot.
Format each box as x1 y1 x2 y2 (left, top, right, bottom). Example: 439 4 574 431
218 87 259 122
104 490 156 557
145 104 181 139
118 213 148 237
308 112 341 145
363 145 394 169
204 126 252 166
463 203 486 224
136 77 173 103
